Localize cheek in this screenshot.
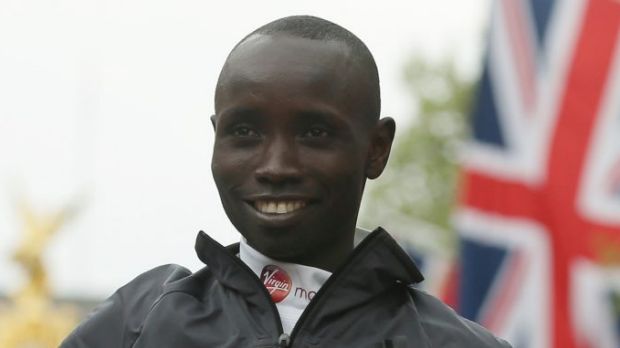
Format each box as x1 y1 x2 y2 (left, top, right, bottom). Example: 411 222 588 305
211 142 256 183
303 149 366 192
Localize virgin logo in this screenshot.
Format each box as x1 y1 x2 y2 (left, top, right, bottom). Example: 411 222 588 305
260 265 291 303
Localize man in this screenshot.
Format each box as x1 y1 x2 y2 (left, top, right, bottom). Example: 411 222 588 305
62 16 511 347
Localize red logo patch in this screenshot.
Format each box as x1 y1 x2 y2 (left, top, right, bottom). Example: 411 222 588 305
260 265 291 303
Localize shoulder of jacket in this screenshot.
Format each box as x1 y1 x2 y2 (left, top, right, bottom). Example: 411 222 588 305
60 264 193 348
116 264 195 314
408 287 512 348
119 264 192 294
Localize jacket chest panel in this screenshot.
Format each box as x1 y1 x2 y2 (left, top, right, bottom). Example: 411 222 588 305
293 288 429 348
130 291 279 348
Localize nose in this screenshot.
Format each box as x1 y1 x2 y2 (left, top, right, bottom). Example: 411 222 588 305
255 136 302 185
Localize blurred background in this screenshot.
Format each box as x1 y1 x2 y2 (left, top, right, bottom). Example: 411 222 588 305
1 0 619 347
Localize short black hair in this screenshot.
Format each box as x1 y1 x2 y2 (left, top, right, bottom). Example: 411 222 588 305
223 15 381 122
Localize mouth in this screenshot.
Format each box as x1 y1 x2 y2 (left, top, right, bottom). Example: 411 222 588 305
252 200 308 214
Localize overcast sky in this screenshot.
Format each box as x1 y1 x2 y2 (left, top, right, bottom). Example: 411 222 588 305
0 0 491 298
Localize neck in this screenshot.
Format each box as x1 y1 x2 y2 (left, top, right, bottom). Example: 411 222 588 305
278 231 355 273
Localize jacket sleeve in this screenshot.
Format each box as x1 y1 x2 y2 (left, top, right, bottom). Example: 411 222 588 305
60 264 191 348
409 287 513 348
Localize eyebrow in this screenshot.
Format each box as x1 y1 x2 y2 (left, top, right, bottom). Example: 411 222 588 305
217 104 354 131
218 106 263 121
296 107 351 128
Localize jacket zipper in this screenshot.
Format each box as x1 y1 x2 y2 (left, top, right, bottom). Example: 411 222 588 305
278 333 291 347
285 229 384 346
225 249 287 346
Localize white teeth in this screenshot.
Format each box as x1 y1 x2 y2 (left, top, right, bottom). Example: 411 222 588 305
254 200 307 214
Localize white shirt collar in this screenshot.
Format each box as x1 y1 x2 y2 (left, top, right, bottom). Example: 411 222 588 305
239 239 332 334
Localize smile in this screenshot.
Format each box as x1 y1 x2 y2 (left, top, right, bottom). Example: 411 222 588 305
253 200 307 214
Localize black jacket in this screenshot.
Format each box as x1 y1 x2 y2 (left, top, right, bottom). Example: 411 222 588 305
61 228 511 347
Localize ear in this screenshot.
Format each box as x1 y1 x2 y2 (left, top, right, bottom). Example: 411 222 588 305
210 114 217 131
365 117 396 179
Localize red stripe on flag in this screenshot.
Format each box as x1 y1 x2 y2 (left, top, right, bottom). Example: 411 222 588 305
461 170 543 220
544 1 620 347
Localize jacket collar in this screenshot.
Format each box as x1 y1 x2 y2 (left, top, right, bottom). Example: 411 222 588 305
194 227 423 304
299 226 424 324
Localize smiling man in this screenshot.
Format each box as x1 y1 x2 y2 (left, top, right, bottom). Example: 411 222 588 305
62 16 511 348
211 27 388 273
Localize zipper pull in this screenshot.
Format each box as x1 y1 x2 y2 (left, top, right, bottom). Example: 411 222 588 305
278 333 290 347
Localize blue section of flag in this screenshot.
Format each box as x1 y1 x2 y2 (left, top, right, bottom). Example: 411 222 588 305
528 0 555 49
471 64 506 147
458 235 508 321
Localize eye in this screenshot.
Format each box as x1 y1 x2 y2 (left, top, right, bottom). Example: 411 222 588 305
303 126 329 138
232 126 259 137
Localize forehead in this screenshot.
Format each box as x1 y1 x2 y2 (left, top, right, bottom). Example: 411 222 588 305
216 34 364 111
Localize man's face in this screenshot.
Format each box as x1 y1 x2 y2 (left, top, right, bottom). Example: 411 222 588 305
212 34 377 268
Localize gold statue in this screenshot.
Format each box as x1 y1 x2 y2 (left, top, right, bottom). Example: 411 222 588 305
0 196 80 348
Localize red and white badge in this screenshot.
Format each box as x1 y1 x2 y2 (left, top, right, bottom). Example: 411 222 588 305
260 265 292 303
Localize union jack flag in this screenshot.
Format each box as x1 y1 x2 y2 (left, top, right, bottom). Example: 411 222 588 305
456 1 620 347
